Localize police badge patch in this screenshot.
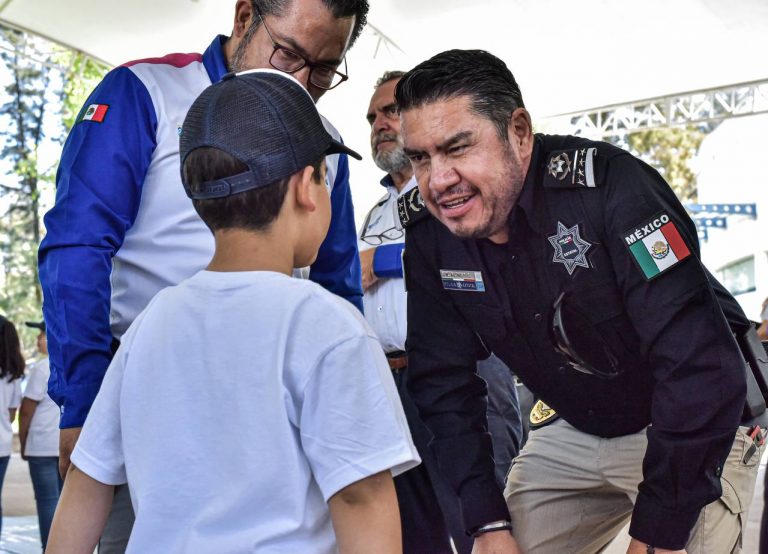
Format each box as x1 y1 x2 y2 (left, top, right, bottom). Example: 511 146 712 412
548 222 592 275
529 399 559 429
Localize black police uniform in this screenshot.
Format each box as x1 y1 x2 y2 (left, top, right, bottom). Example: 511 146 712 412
401 133 748 549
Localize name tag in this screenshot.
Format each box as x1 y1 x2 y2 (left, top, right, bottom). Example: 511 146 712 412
440 270 485 292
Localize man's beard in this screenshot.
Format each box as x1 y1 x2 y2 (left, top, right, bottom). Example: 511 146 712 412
372 134 410 174
229 21 260 72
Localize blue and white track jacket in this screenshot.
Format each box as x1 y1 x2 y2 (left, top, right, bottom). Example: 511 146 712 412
39 36 363 428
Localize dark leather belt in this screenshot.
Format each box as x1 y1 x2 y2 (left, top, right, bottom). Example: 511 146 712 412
386 351 408 371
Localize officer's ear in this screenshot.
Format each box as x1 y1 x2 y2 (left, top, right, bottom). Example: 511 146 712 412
232 0 254 40
508 107 534 158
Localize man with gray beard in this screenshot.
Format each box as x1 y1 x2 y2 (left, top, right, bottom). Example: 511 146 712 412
359 71 523 554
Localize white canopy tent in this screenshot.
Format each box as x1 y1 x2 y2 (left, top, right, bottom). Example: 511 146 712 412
2 0 766 221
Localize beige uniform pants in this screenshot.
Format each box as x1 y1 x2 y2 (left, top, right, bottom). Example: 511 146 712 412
504 419 761 554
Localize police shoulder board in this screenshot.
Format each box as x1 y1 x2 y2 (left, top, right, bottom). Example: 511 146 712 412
529 399 559 429
543 146 608 189
397 187 430 229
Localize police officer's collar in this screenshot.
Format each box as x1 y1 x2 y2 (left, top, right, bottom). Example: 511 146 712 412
506 135 547 234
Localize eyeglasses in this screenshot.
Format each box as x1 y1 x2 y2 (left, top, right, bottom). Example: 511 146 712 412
551 292 623 380
361 225 404 246
254 6 349 90
359 197 405 245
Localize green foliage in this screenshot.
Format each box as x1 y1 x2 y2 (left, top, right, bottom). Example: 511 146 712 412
0 25 107 354
613 126 707 204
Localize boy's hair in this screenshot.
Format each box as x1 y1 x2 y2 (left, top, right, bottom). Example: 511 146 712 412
185 147 324 232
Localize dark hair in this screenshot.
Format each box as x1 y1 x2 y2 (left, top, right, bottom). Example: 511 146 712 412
0 317 25 381
184 147 323 232
396 49 526 142
375 70 405 89
254 0 369 47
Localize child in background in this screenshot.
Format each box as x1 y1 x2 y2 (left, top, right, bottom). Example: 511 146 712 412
47 69 419 554
19 320 62 550
0 316 24 540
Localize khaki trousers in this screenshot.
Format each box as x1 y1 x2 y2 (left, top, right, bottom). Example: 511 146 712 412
503 419 761 554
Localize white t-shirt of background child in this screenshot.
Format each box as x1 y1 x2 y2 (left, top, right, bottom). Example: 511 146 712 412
23 357 60 457
0 375 21 457
73 270 420 554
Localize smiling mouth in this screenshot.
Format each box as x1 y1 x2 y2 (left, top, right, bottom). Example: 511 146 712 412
439 193 475 211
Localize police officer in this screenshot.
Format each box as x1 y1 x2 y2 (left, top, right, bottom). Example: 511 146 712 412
395 49 762 554
360 70 523 554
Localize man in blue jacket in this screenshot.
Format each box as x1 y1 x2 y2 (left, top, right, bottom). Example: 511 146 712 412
39 1 368 551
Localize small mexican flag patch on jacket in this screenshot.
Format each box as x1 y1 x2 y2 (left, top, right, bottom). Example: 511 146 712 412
79 103 109 123
623 212 691 280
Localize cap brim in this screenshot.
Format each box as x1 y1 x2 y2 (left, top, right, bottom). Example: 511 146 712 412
25 321 45 330
327 139 362 161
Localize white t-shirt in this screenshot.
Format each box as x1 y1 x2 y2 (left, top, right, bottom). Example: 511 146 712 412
0 375 21 457
73 270 420 554
23 357 60 457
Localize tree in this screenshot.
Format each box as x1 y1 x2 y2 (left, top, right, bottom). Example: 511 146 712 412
0 25 107 352
610 125 710 204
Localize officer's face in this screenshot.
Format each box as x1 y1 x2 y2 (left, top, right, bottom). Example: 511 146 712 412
401 96 533 243
367 78 409 174
228 0 354 102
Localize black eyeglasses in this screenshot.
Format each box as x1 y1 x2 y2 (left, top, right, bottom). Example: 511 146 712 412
551 292 623 379
254 6 349 90
359 198 404 245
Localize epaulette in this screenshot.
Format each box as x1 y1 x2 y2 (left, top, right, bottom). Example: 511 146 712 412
543 146 607 189
397 187 431 228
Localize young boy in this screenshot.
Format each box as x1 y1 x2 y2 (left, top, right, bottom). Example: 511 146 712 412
47 69 420 554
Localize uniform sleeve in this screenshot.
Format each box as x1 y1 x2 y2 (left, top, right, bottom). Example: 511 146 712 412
299 333 419 500
10 380 21 410
39 67 157 429
373 243 405 278
23 361 48 402
601 155 746 548
70 344 128 486
309 152 364 313
404 229 509 533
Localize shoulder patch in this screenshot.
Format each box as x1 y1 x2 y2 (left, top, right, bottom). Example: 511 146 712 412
397 187 430 228
78 103 109 124
543 147 602 189
529 399 559 429
622 212 691 281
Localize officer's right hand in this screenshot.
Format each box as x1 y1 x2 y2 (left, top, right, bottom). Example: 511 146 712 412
472 531 522 554
59 426 82 480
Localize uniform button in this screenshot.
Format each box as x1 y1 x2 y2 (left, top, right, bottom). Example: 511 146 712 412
587 409 595 417
715 465 722 477
558 366 567 373
509 255 517 262
377 305 384 312
534 313 543 322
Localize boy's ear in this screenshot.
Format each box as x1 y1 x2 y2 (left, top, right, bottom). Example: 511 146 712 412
293 165 320 213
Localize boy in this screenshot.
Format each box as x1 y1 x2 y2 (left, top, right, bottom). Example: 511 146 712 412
47 69 420 554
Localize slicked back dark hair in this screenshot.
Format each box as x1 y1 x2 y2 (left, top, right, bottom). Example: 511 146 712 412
375 70 405 89
184 147 323 232
396 49 526 142
254 0 369 47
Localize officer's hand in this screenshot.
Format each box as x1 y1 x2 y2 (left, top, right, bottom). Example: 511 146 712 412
359 247 378 291
472 531 522 554
627 538 686 554
59 427 82 480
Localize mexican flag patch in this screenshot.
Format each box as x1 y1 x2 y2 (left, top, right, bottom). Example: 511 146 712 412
80 103 109 123
623 212 691 280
